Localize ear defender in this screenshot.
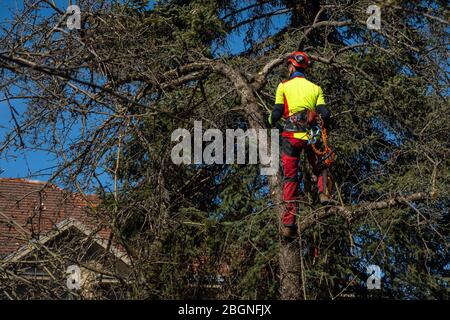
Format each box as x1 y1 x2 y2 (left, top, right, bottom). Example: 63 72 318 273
295 55 305 64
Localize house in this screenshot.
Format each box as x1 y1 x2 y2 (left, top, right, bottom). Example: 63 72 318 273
0 178 131 299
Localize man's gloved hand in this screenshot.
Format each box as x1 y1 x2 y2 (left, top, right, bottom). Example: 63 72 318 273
316 105 331 128
268 113 273 126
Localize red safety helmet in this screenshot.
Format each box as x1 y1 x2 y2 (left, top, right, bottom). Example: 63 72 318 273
287 51 312 69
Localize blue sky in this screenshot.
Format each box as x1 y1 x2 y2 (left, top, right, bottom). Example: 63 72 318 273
0 0 45 180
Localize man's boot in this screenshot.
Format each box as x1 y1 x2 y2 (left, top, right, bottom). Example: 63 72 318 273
319 168 331 205
281 225 297 239
319 192 330 205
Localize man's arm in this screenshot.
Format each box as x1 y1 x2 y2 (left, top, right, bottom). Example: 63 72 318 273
269 83 285 125
316 86 331 126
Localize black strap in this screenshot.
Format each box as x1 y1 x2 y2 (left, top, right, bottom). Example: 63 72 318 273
284 175 298 183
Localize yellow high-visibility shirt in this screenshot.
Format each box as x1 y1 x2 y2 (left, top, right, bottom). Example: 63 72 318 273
275 76 326 140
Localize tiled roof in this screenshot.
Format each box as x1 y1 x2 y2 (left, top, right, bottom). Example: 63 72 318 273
0 178 110 258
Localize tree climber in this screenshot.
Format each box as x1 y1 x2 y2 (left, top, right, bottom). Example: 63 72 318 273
268 51 332 238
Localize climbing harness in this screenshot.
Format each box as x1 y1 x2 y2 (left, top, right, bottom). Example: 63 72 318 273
284 110 309 132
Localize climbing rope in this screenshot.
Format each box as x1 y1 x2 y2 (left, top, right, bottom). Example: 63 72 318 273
308 118 335 168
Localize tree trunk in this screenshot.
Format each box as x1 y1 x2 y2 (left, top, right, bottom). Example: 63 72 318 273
279 239 302 299
268 175 302 300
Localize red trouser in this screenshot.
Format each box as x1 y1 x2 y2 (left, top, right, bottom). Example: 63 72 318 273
281 136 326 226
